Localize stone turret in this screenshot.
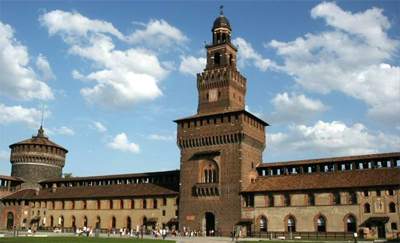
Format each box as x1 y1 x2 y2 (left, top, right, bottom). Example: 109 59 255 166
9 126 68 189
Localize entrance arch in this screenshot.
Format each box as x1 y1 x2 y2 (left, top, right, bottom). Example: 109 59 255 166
126 216 132 231
7 212 14 229
205 212 215 236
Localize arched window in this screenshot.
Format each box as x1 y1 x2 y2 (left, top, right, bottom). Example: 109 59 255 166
260 217 267 231
346 216 357 232
364 203 371 213
111 216 116 228
109 200 113 210
153 199 158 209
333 193 341 205
96 216 101 229
6 212 14 229
317 217 326 232
50 216 54 227
349 192 357 204
389 202 396 213
222 33 226 43
83 216 88 227
130 200 135 209
268 195 274 207
308 194 315 206
59 216 64 227
143 199 147 209
284 195 291 206
120 200 124 209
288 217 296 232
214 52 220 66
202 162 219 183
71 216 76 227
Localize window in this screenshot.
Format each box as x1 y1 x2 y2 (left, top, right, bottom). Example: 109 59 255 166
376 190 381 196
82 200 87 210
202 162 219 183
70 201 75 210
60 201 64 210
120 200 124 209
143 199 147 209
260 217 267 232
162 210 166 216
162 198 167 206
130 200 135 209
268 195 274 207
346 216 357 232
363 190 370 197
388 189 395 196
349 192 357 204
214 52 220 65
333 193 341 205
308 194 315 206
364 203 371 213
153 199 158 209
243 195 254 207
96 200 101 210
392 222 398 231
317 217 326 232
287 217 296 232
284 195 291 206
389 202 396 213
109 200 113 210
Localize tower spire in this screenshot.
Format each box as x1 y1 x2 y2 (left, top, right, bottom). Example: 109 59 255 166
220 5 224 16
38 104 45 137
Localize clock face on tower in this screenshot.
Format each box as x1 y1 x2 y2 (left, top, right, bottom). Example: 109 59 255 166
209 89 218 102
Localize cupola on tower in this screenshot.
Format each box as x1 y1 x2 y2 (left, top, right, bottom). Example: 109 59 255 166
9 126 68 189
197 8 246 114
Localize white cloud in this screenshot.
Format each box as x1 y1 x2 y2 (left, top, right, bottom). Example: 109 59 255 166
0 103 50 128
40 10 168 109
147 134 175 141
267 2 400 127
270 93 329 123
91 121 107 132
128 19 189 48
108 133 140 153
232 37 278 71
179 56 206 75
36 54 56 80
267 120 400 157
0 22 53 101
53 126 75 136
0 151 10 160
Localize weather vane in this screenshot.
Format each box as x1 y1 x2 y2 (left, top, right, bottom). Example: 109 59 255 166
220 5 223 16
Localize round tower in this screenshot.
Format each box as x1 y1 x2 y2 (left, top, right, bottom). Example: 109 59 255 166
9 126 68 188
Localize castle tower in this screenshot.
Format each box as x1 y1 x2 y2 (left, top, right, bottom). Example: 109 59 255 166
9 126 68 188
175 9 268 236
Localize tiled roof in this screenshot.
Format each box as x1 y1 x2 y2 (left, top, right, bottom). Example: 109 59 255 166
258 152 400 168
0 174 24 181
3 182 179 200
10 127 67 151
174 109 269 126
243 167 400 193
40 170 180 183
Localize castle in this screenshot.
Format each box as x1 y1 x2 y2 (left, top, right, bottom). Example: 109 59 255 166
1 11 399 240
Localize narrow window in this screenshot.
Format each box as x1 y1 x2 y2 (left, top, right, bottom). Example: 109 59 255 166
333 193 341 205
364 203 371 213
349 192 357 204
284 195 291 206
389 202 396 213
308 194 315 206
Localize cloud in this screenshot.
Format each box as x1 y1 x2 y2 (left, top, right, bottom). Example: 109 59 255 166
0 103 50 128
36 54 56 80
0 22 53 101
40 10 168 109
53 126 75 136
179 56 206 75
267 120 400 158
108 133 140 153
91 121 107 133
147 134 175 141
128 19 189 48
232 37 278 71
0 151 10 160
267 2 400 127
269 93 329 123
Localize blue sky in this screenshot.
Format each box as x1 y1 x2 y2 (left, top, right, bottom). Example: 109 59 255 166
0 1 399 177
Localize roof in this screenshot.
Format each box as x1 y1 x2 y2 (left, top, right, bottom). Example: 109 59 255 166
10 126 67 152
40 170 180 183
0 174 24 182
213 16 231 30
258 152 400 168
3 182 179 200
174 109 269 126
243 167 400 193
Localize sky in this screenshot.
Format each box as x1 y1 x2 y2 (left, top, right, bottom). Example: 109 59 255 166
0 1 399 177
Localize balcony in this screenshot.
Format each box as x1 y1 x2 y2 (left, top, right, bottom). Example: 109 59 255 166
194 183 221 197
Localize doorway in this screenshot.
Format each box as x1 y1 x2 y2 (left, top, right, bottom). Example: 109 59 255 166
205 212 215 236
127 217 131 231
377 222 386 238
7 212 14 229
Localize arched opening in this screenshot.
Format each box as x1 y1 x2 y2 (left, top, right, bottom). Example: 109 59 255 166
83 216 88 227
284 195 291 206
308 194 315 205
364 203 371 213
143 199 147 209
126 217 132 231
205 212 215 236
217 33 221 44
346 216 356 232
333 193 341 205
214 52 220 66
260 217 267 231
389 202 396 213
96 200 101 209
7 212 14 229
287 217 296 232
268 195 274 207
109 200 113 209
142 216 147 227
71 216 76 228
131 199 135 209
222 33 226 43
153 199 157 209
201 161 219 183
59 216 64 227
111 216 116 228
349 192 357 204
317 217 326 232
50 216 54 227
96 216 101 230
82 200 87 209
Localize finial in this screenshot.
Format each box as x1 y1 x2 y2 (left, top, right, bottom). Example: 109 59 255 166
220 5 224 16
38 125 44 137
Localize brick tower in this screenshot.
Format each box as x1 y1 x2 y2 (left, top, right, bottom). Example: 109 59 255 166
9 126 68 189
175 9 268 236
